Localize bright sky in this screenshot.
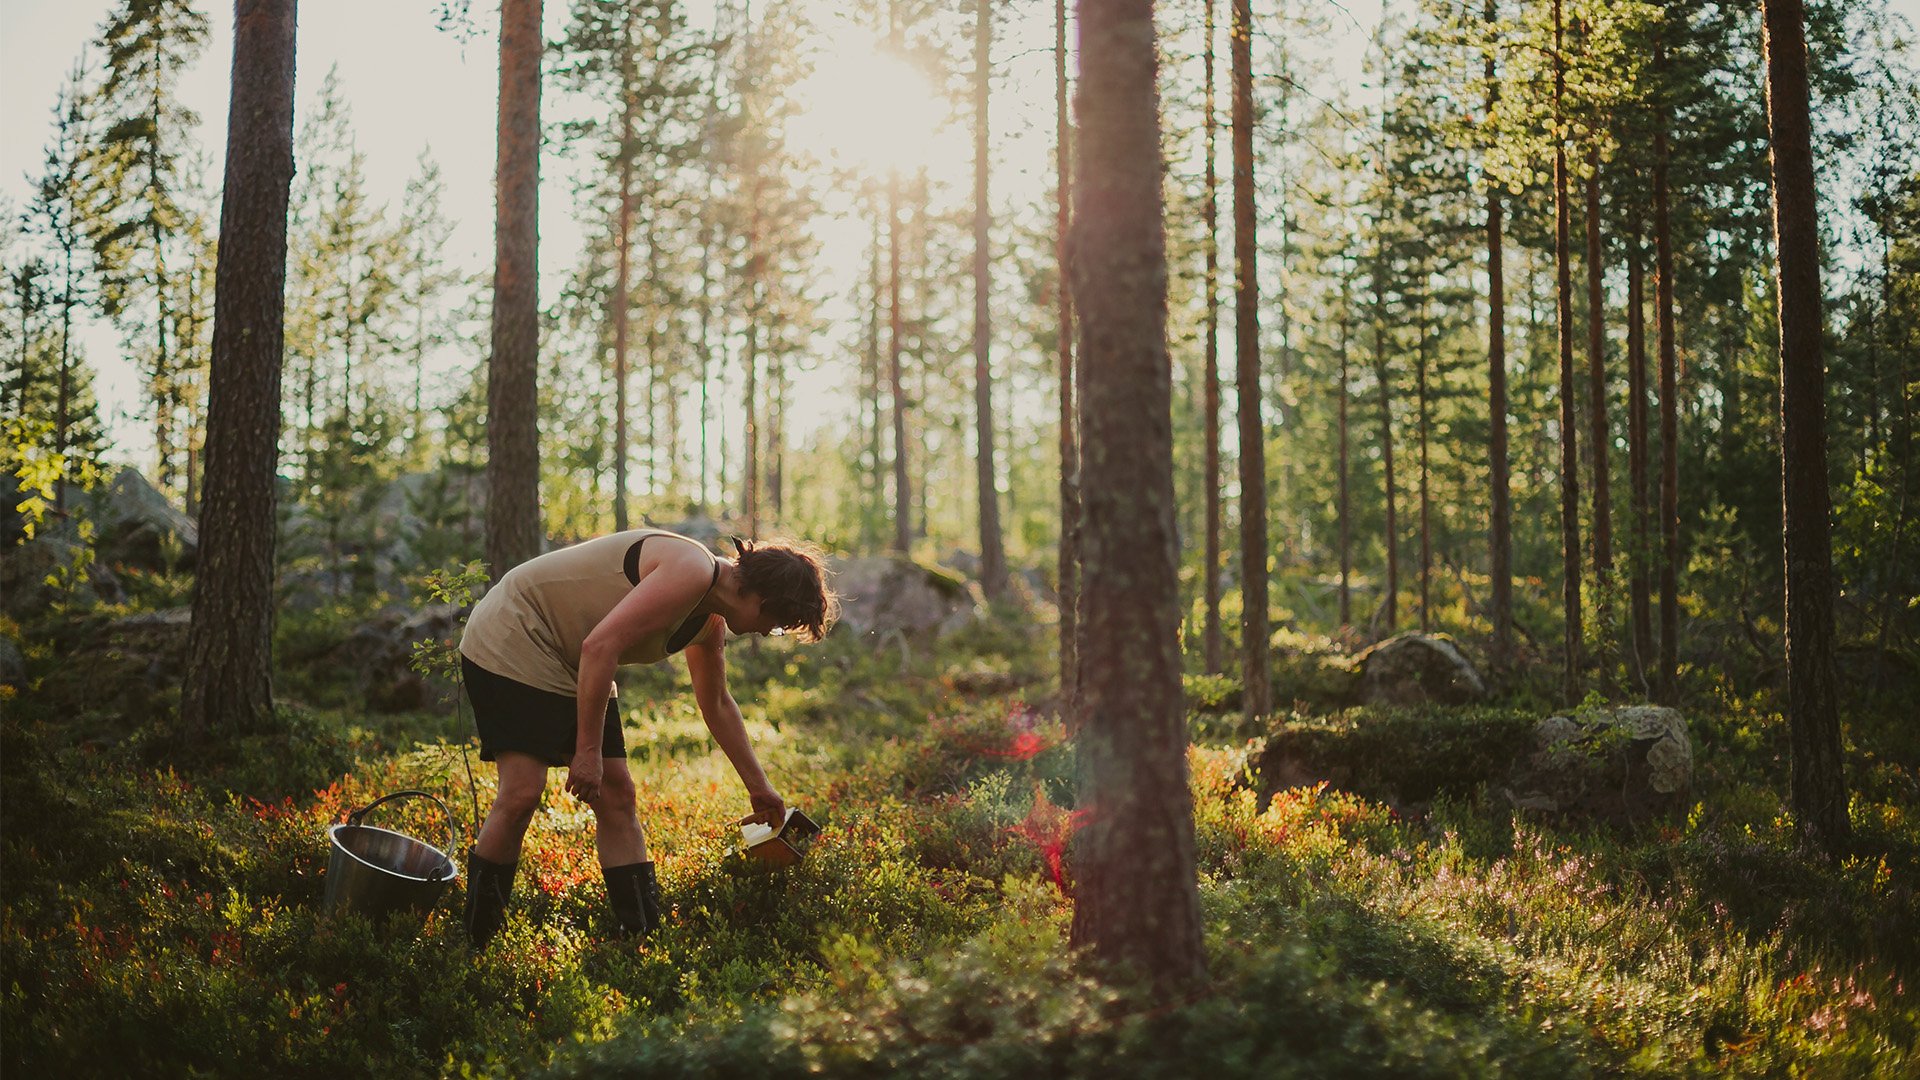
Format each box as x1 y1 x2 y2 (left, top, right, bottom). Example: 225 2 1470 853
5 0 1910 474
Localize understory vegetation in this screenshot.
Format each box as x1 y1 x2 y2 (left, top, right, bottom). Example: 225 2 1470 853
3 579 1916 1078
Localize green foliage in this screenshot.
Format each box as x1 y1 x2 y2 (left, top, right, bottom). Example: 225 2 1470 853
7 592 1918 1078
407 559 488 685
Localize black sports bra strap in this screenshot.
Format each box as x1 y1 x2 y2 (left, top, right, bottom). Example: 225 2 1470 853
626 533 723 655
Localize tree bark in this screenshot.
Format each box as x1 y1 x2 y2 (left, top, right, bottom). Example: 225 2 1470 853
1066 0 1206 992
1056 0 1080 716
1554 0 1584 702
1762 0 1850 850
888 172 909 551
1231 0 1269 721
974 0 1007 599
865 190 884 546
1586 153 1612 579
1628 233 1653 689
1338 280 1352 629
1373 226 1397 635
181 0 297 740
1417 294 1432 632
1486 0 1511 672
612 32 634 532
1202 0 1224 672
1654 41 1680 704
486 0 543 578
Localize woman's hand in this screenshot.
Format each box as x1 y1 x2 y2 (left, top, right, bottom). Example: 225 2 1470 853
565 750 604 804
737 785 786 829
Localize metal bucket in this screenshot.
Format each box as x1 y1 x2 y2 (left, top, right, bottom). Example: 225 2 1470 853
323 790 460 921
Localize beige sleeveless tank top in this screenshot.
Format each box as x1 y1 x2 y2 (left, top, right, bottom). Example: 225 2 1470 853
458 528 720 696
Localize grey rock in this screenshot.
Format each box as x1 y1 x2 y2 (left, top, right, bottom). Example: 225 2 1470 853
830 555 982 641
330 602 467 713
1352 632 1488 707
0 534 123 617
86 467 199 571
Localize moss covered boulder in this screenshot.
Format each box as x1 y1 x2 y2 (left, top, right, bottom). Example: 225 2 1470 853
1505 705 1693 825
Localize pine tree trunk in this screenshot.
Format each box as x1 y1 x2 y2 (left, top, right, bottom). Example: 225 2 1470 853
612 69 634 532
744 288 760 535
55 248 74 512
645 176 661 506
1056 0 1080 716
1066 0 1206 992
181 0 297 740
770 354 784 519
486 0 543 578
1374 256 1398 635
1554 0 1584 702
865 193 884 547
1654 42 1681 704
1486 0 1511 671
1338 289 1351 628
1762 0 1850 850
1231 0 1269 721
974 0 1007 599
1628 235 1653 690
1202 0 1223 672
888 170 909 552
1586 155 1612 578
1417 297 1432 633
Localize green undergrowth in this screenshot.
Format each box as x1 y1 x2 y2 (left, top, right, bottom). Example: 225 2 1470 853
3 602 1917 1077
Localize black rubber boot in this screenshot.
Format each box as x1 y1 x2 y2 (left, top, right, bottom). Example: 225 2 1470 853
602 861 662 938
464 848 517 948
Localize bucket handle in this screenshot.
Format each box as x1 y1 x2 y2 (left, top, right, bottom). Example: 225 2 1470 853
345 790 460 882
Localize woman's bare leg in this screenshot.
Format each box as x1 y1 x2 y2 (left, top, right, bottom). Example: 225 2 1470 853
588 758 650 866
473 752 549 863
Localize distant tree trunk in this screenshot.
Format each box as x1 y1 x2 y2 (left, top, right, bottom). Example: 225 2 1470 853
1762 0 1850 851
865 192 884 547
769 352 784 520
181 0 297 740
1585 169 1611 583
1554 0 1583 702
612 60 634 532
1056 0 1080 714
1417 294 1432 633
1338 279 1352 628
1486 0 1512 671
974 0 1007 599
697 203 713 514
744 99 765 535
1373 248 1398 635
1627 234 1653 690
645 176 662 506
55 248 74 512
888 171 909 552
1202 0 1224 672
486 0 543 578
912 171 933 542
1066 0 1206 992
1654 41 1680 704
1231 0 1269 721
744 286 760 535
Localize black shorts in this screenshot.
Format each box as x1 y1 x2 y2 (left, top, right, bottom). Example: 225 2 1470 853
460 654 626 766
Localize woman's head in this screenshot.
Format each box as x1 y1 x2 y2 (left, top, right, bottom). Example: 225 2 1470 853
731 536 838 642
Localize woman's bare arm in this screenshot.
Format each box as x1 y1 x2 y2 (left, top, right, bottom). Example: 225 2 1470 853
685 623 785 827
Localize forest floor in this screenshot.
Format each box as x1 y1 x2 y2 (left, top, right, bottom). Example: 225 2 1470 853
3 581 1917 1078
